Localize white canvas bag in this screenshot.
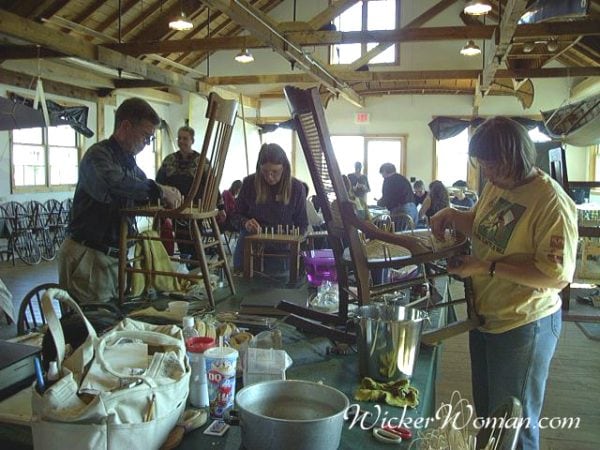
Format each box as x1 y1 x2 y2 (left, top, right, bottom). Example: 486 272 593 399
31 289 190 450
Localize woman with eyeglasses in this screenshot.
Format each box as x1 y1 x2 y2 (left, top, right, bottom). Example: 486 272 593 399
430 117 578 450
233 143 308 274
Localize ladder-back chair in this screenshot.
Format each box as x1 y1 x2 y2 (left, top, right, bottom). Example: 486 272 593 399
118 92 238 309
283 86 480 344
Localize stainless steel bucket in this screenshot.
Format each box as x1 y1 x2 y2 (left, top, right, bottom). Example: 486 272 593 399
355 305 428 381
228 380 349 450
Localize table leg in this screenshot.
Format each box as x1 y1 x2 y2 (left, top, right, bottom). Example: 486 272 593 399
244 238 253 279
289 241 299 285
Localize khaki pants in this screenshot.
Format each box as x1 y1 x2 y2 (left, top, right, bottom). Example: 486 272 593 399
58 238 118 303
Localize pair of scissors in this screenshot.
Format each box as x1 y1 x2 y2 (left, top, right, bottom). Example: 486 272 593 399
372 425 412 444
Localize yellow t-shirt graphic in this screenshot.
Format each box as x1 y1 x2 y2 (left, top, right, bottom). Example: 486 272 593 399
470 171 578 333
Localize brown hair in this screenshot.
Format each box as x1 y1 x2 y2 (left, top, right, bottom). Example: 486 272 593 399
114 98 160 130
255 143 291 204
178 125 195 140
469 116 536 182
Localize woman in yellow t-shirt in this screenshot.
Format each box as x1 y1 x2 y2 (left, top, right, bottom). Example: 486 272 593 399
430 117 577 450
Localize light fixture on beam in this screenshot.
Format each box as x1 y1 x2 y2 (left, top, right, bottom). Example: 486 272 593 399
464 0 492 16
169 11 193 31
234 48 254 63
546 39 559 52
460 40 482 56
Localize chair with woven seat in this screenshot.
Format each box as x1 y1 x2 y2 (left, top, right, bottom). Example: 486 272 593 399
118 92 238 309
282 86 479 344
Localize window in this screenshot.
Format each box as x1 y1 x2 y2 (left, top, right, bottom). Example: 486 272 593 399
136 137 159 179
331 135 406 204
331 0 398 65
11 125 79 192
435 128 470 187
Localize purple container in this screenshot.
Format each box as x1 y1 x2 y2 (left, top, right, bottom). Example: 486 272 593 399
303 249 337 287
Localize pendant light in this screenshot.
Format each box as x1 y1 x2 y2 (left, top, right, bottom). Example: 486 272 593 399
460 40 482 56
234 48 254 63
169 1 193 31
464 0 492 16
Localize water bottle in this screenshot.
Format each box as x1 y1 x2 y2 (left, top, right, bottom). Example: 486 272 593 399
186 336 215 408
182 316 199 345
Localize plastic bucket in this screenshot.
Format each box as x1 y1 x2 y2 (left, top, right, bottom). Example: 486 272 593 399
354 304 428 381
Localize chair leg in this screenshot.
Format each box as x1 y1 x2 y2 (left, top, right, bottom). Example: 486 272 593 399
209 218 235 296
191 219 216 309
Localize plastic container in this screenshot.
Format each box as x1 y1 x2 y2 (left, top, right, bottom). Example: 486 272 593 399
182 316 198 344
303 249 337 287
170 301 190 317
186 336 215 408
204 346 239 419
243 347 292 387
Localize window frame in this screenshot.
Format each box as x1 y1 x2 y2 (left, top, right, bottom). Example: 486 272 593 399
330 0 401 66
10 125 82 194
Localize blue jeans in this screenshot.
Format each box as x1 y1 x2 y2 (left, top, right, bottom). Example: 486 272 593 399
469 310 562 450
391 202 418 228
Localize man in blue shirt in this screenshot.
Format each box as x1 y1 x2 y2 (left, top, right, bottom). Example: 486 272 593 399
58 98 182 303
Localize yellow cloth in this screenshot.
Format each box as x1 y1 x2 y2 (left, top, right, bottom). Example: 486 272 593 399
471 171 578 333
131 230 195 296
354 377 419 408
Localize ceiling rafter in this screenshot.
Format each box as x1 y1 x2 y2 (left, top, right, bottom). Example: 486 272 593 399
348 0 458 71
0 9 199 93
102 21 600 56
199 0 363 107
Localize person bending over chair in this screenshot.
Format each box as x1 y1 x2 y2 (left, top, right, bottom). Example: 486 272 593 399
233 143 308 274
59 98 182 304
430 117 578 450
377 163 417 227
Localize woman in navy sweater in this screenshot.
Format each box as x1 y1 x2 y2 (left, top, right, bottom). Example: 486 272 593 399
233 143 308 272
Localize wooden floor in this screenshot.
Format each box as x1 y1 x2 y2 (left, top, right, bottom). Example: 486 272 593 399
437 282 600 450
1 260 599 449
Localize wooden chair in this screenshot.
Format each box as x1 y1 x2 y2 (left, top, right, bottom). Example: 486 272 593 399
17 282 63 334
282 86 480 344
118 92 238 309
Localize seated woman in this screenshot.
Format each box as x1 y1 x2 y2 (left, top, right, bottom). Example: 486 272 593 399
220 180 242 232
419 180 450 225
233 143 308 274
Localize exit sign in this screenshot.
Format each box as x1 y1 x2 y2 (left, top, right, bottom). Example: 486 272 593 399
355 112 370 124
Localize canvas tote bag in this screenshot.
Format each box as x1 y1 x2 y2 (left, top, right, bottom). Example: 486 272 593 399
31 289 190 450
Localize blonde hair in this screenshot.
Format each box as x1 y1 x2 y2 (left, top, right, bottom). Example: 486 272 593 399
255 143 292 204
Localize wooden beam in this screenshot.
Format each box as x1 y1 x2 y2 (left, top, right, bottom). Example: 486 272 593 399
200 0 363 107
113 79 168 89
1 59 115 88
308 0 360 30
0 45 64 59
348 0 458 71
113 88 182 105
205 67 600 85
103 20 600 56
0 67 98 102
0 9 199 93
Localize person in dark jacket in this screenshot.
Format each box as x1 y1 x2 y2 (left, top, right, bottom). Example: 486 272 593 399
233 143 308 273
377 163 418 226
59 98 182 303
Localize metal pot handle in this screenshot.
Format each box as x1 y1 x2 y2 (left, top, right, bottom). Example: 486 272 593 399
224 409 240 426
